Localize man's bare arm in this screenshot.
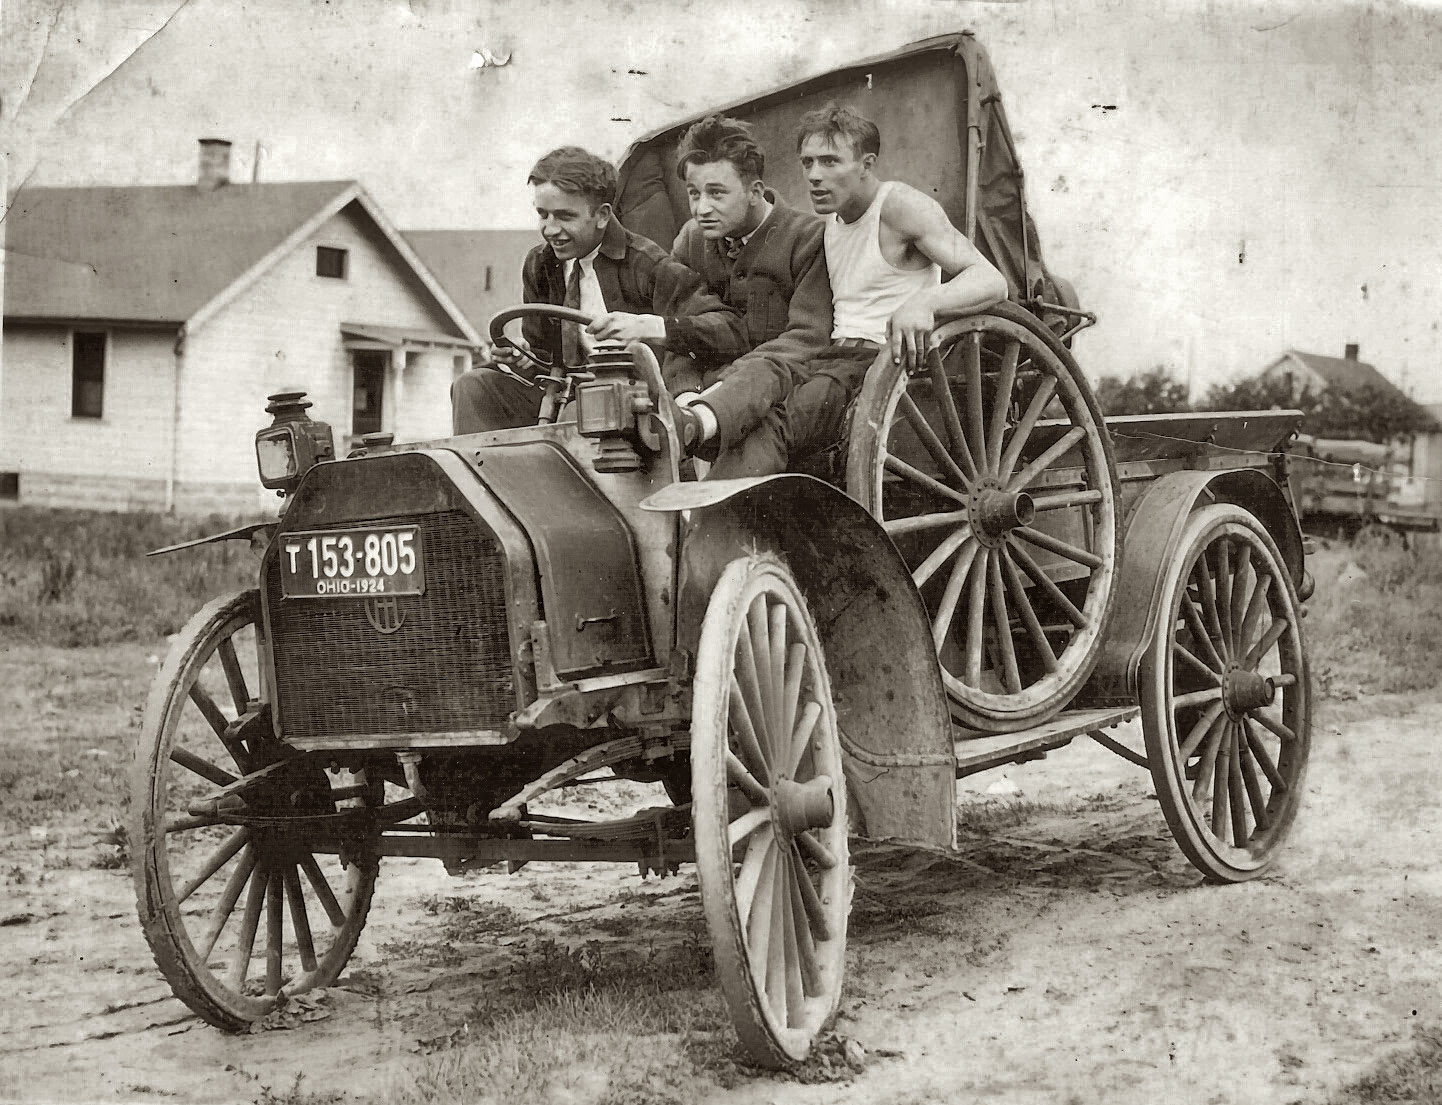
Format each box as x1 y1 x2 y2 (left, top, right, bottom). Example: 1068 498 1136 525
882 184 1009 370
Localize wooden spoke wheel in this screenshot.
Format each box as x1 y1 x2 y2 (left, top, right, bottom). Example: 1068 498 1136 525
1140 505 1312 882
846 302 1120 732
691 555 850 1068
130 590 378 1030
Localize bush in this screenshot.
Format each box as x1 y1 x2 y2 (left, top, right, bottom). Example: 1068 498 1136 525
0 507 261 646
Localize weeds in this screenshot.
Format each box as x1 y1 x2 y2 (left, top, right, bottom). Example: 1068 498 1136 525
1326 1027 1442 1103
0 507 259 646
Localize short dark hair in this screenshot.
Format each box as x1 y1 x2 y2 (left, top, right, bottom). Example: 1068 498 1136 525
795 102 881 159
675 114 765 184
527 146 618 209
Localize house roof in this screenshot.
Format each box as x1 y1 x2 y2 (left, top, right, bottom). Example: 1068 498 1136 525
4 181 355 323
401 229 537 334
1282 350 1407 402
4 182 481 345
340 322 475 349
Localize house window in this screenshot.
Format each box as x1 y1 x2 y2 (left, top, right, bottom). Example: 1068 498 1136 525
71 331 106 419
484 265 493 292
0 473 18 501
352 350 387 436
316 246 349 279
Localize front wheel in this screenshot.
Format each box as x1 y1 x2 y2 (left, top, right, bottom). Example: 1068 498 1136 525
129 590 378 1029
691 555 851 1068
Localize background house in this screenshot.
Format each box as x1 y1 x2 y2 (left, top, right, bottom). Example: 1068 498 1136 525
1 139 480 514
401 229 536 340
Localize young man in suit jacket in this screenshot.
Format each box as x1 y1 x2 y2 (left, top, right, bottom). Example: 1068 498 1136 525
451 146 746 448
594 115 833 477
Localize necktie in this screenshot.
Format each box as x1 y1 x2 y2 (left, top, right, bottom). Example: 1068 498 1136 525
561 260 582 366
724 237 744 261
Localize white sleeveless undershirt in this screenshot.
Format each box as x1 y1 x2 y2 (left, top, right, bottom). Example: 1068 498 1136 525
826 180 941 344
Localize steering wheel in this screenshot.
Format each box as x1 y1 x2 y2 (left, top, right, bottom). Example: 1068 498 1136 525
487 304 596 374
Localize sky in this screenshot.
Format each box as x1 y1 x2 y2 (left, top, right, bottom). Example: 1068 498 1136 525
3 0 1441 400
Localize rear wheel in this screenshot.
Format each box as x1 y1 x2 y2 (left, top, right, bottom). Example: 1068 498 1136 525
1140 506 1312 882
847 302 1120 732
691 555 850 1067
130 590 378 1029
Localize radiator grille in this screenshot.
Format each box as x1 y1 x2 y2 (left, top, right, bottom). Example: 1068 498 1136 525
266 510 516 739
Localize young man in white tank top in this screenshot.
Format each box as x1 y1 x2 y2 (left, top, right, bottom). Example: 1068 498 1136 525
785 102 1009 463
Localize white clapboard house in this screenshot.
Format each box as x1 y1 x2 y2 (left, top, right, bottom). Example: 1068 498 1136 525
1 140 483 514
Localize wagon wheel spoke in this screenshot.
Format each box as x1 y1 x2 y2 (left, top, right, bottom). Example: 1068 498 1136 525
961 334 987 470
1252 709 1296 744
1192 557 1227 660
727 751 769 806
265 870 285 996
1180 594 1226 673
728 807 772 848
786 701 822 781
912 525 975 590
1008 426 1087 495
1030 489 1103 512
1242 718 1287 792
1236 736 1272 833
1209 724 1233 840
1243 619 1289 671
884 454 972 509
728 678 771 779
789 840 832 941
1191 719 1228 803
795 829 839 870
1227 544 1254 653
227 861 270 992
899 392 973 489
188 685 251 772
988 550 1022 693
165 813 221 834
1214 540 1235 650
927 349 977 476
1238 574 1274 657
1013 525 1104 570
780 644 807 762
283 864 318 973
984 339 1020 472
169 747 238 788
1010 541 1088 628
197 846 258 961
930 541 982 653
1001 548 1056 673
765 856 793 1026
1173 641 1223 687
785 848 824 997
997 376 1058 483
884 509 970 537
1178 704 1226 762
767 601 789 759
217 638 251 715
1227 727 1249 846
176 827 250 905
734 828 775 924
964 547 990 687
745 846 780 982
299 852 346 927
1173 687 1223 710
745 598 779 754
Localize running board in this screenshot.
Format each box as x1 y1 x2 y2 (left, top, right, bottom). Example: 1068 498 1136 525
953 706 1140 779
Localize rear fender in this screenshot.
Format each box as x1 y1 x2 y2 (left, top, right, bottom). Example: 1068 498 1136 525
643 475 956 849
1084 468 1304 704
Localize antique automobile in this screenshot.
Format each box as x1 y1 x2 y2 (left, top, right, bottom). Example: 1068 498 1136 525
131 32 1313 1067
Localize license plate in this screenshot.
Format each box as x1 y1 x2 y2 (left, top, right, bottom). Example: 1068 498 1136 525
278 526 425 598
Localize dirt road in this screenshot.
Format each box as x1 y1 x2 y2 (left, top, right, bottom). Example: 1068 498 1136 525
2 677 1438 1104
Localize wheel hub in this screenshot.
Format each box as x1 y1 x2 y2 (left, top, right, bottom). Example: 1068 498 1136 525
970 477 1036 548
1221 662 1276 718
771 774 835 836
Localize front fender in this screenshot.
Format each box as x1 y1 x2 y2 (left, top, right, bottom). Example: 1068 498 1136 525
1084 467 1304 705
644 475 956 849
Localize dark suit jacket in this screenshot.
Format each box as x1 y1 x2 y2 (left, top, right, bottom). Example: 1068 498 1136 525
668 198 832 449
518 217 746 376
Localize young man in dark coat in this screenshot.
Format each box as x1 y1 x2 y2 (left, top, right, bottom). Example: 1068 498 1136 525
595 115 832 477
450 146 746 449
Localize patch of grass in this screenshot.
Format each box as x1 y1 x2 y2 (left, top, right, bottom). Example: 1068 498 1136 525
254 1073 346 1105
1308 541 1442 698
0 507 260 647
1326 1027 1442 1103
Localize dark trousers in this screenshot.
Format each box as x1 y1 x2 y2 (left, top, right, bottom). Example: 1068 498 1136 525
452 363 789 479
737 343 880 470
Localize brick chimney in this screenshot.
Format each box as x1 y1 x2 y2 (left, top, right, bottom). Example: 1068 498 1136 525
1344 342 1359 361
197 138 232 191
